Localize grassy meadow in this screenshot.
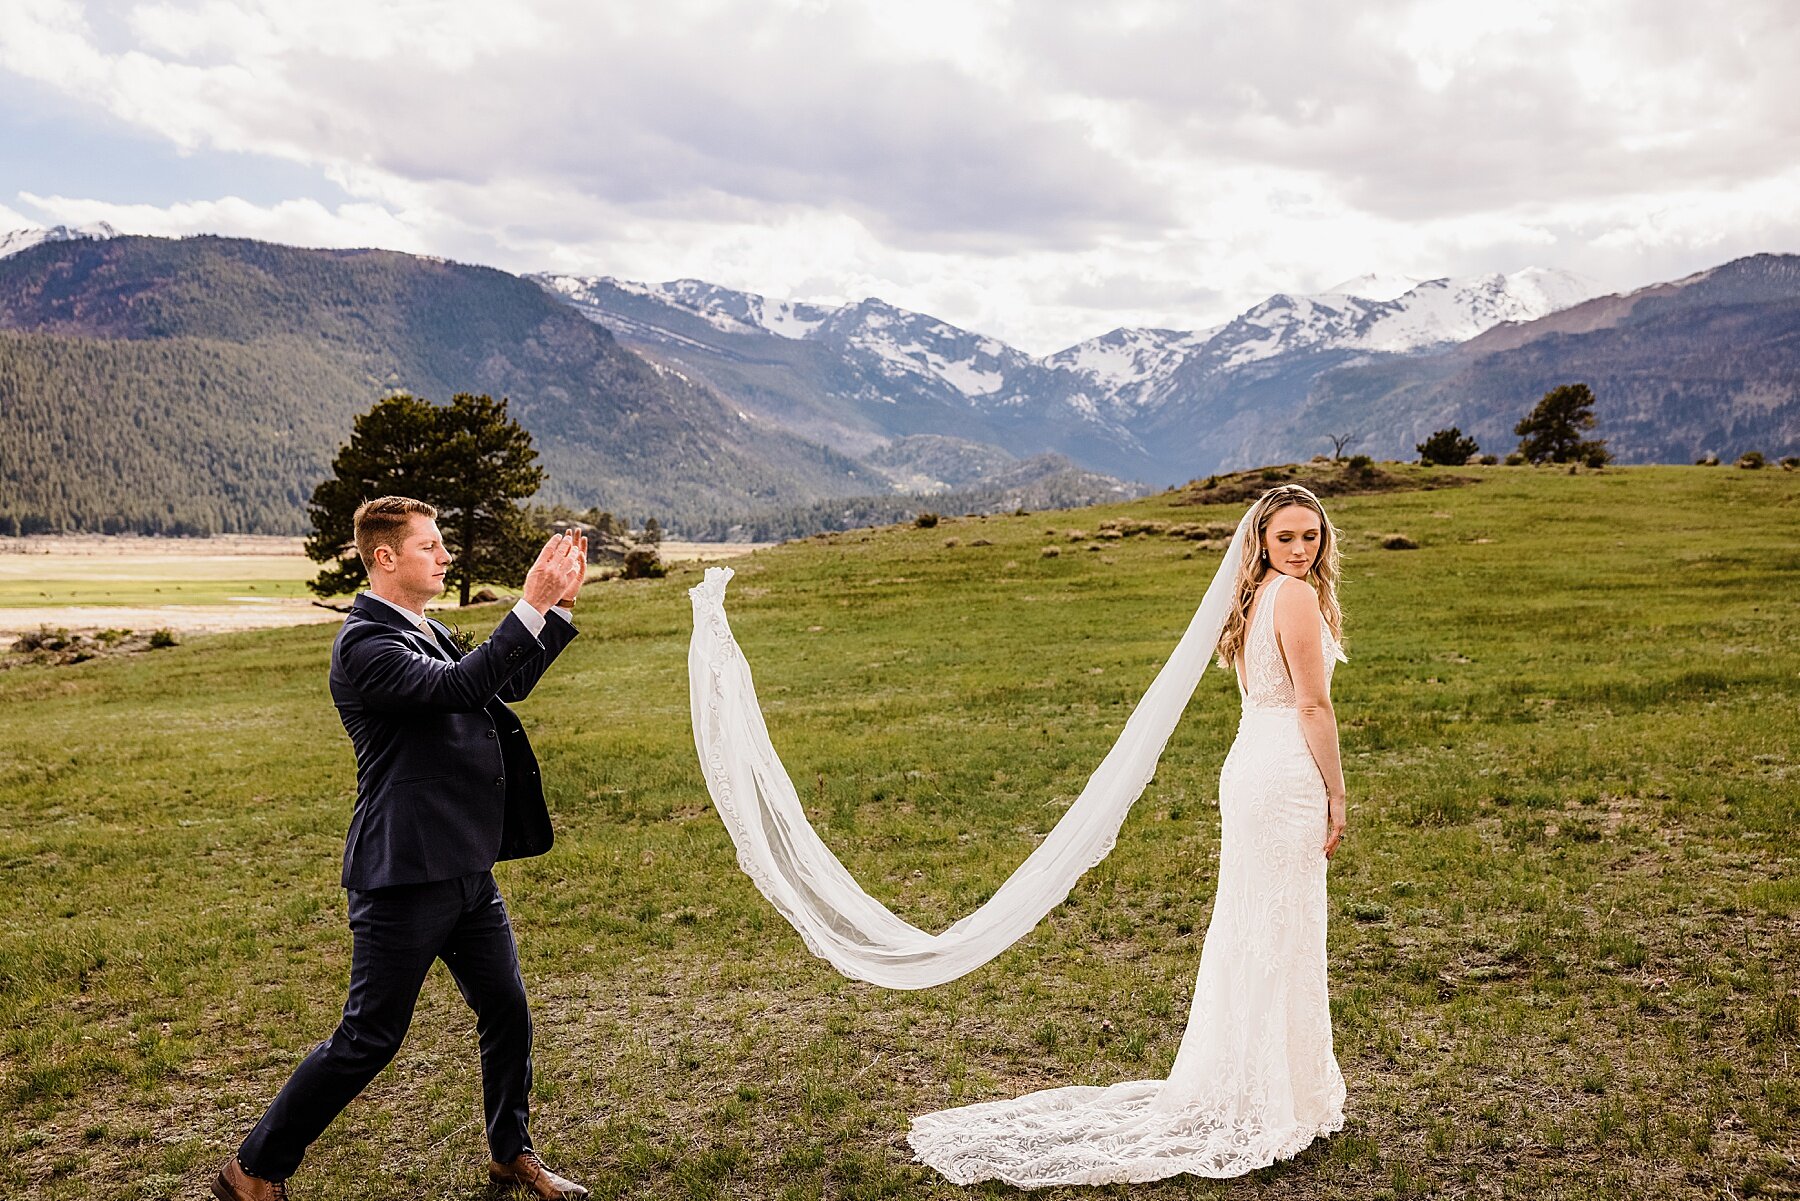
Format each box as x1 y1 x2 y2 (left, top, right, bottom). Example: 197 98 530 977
0 543 316 610
0 464 1796 1200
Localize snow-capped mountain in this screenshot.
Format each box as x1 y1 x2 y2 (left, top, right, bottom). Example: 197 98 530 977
811 296 1042 403
0 222 119 260
535 271 1155 478
539 274 1043 404
1152 268 1591 370
1038 267 1597 426
1045 326 1221 413
535 263 1603 482
543 275 836 340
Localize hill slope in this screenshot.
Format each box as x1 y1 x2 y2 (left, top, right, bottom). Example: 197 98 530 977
1295 255 1800 463
0 236 885 534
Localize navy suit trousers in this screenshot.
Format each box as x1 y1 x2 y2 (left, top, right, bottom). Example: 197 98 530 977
237 872 533 1179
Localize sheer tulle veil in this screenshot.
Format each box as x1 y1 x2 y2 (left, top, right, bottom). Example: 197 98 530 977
685 506 1255 989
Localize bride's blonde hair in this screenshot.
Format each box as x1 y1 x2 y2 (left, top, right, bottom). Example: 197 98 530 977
1215 484 1343 671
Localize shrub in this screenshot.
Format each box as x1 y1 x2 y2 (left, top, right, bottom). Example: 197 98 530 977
1040 545 1061 558
1584 445 1611 468
1346 454 1375 476
1782 456 1799 470
1479 454 1499 465
14 626 72 652
914 512 939 528
1381 534 1418 550
148 629 179 649
1417 427 1480 466
1696 453 1720 466
1736 451 1766 470
621 547 666 579
1504 452 1526 465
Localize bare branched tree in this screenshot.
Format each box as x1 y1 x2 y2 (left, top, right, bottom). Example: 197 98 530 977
1326 432 1359 461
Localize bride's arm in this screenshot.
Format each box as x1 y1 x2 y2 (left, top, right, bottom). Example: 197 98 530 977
1275 580 1348 858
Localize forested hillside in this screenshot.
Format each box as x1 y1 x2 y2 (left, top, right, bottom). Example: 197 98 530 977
0 236 884 534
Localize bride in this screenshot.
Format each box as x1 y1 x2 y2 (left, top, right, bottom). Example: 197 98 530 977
686 483 1351 1188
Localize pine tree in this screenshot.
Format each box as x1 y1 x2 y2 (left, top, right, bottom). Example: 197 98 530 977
1515 383 1610 465
433 394 545 605
305 395 444 596
305 393 545 603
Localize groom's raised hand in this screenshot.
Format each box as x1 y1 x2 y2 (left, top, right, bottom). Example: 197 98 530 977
523 531 585 613
560 533 589 606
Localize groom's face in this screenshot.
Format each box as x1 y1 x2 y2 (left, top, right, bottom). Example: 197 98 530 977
377 516 453 603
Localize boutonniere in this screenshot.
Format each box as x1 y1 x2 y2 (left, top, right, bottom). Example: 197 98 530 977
443 623 478 655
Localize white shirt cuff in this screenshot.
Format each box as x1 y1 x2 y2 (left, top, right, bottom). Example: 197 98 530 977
510 598 547 639
548 605 575 627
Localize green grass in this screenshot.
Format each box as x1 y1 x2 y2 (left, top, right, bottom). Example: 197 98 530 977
1 464 1796 1199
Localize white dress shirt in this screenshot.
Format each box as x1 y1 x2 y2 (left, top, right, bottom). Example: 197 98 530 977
361 591 572 643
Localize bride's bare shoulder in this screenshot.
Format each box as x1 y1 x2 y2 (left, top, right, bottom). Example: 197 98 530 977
1272 575 1323 623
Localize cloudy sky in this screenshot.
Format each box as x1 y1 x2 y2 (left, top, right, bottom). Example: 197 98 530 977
3 0 1797 354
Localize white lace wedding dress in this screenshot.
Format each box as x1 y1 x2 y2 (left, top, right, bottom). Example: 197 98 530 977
906 571 1346 1186
687 506 1349 1188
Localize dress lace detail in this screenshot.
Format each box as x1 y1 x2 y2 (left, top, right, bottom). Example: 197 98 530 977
906 571 1346 1186
1239 572 1344 710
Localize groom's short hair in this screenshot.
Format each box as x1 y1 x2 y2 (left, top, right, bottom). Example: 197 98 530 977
354 496 438 567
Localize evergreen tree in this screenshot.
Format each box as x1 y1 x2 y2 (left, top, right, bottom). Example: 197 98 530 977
1515 383 1610 465
1416 427 1480 466
433 393 546 605
305 395 442 596
642 516 663 545
306 393 545 603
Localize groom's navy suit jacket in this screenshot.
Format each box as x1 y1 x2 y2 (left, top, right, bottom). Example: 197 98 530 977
330 594 579 890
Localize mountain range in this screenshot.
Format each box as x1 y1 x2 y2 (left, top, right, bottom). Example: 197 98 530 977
535 265 1633 479
2 225 1795 538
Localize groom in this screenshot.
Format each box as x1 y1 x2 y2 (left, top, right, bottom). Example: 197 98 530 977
215 497 590 1201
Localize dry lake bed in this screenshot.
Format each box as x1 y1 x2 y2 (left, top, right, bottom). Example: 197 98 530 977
0 535 768 638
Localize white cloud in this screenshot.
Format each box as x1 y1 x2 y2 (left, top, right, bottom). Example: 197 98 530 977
16 192 434 252
4 0 1800 353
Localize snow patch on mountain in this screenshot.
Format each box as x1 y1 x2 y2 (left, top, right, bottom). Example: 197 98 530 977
1049 326 1217 391
0 222 120 260
1358 269 1599 352
1208 267 1600 367
1323 272 1429 301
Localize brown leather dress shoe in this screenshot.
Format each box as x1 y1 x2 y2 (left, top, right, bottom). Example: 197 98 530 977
212 1155 289 1201
489 1150 589 1199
